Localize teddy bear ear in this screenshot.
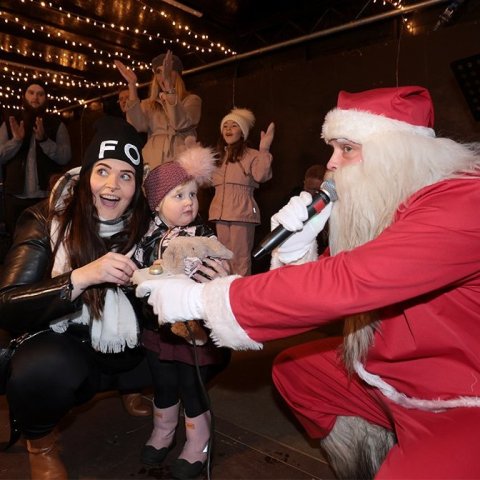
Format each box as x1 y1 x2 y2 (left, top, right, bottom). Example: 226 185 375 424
220 245 234 259
207 237 234 259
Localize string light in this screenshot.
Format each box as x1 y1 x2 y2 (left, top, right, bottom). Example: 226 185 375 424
0 0 238 110
372 0 415 33
25 0 235 56
0 0 235 110
2 0 416 111
0 9 148 71
0 62 128 112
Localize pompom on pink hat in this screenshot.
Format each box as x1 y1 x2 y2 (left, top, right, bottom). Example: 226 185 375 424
144 146 216 212
322 86 435 144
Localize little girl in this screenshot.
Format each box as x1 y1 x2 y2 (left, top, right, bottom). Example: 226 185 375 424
134 146 231 479
208 108 274 276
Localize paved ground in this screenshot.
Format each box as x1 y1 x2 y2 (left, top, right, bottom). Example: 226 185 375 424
0 329 339 479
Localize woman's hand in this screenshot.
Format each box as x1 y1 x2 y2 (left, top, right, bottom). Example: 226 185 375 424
114 60 138 86
70 252 138 299
159 50 174 93
259 122 275 152
192 257 231 283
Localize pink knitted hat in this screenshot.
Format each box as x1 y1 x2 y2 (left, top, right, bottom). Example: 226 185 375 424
144 146 216 211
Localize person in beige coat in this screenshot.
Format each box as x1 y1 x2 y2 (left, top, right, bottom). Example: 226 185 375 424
208 108 274 276
115 51 201 170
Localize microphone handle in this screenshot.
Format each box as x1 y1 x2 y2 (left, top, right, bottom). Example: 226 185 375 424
252 224 293 260
305 190 330 216
252 190 330 260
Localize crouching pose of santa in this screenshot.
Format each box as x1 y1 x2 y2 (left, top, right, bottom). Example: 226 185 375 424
136 86 480 479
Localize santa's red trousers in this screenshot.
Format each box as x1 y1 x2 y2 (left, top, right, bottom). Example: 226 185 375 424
272 336 480 479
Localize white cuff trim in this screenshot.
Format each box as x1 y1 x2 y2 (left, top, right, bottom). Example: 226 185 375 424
202 276 263 351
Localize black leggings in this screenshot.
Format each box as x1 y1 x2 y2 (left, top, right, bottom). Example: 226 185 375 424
145 349 224 418
7 329 151 439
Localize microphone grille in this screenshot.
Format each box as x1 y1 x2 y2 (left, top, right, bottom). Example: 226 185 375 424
321 179 338 202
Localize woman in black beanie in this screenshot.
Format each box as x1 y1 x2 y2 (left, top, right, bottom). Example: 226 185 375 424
0 116 151 479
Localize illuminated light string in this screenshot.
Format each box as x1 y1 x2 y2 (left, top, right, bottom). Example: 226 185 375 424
0 0 238 110
0 60 125 90
0 10 149 71
0 4 235 78
20 0 236 55
0 10 231 70
1 0 414 110
0 84 120 113
0 65 128 112
372 0 415 32
0 63 115 88
0 23 228 75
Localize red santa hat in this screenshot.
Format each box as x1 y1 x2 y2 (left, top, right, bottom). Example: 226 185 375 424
144 146 216 211
322 86 435 144
220 108 255 140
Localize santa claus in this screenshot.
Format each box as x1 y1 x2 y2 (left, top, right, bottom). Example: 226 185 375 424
137 86 480 478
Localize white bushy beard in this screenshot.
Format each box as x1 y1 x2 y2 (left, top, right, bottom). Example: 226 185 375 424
328 162 390 373
327 131 480 372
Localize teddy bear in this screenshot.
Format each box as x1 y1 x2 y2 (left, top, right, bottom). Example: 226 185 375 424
162 236 233 344
161 236 233 275
133 236 233 345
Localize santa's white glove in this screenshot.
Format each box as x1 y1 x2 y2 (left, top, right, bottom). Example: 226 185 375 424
136 274 205 324
271 191 332 264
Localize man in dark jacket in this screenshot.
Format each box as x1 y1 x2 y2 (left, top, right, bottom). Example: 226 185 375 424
0 81 71 235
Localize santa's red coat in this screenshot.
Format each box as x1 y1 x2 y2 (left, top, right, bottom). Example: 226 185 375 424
229 177 480 407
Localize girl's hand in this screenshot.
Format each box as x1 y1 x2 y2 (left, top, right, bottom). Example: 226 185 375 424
70 252 138 298
114 60 138 86
192 257 231 283
259 122 275 152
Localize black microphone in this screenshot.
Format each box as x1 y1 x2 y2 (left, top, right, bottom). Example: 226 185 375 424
434 0 466 31
252 179 337 260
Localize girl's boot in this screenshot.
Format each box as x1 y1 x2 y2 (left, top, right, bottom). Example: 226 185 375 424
141 401 180 466
171 410 211 479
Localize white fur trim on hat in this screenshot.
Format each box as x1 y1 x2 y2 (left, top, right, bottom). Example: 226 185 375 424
321 108 435 144
221 108 255 140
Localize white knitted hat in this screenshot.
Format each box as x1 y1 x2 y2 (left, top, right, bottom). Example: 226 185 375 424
220 108 255 140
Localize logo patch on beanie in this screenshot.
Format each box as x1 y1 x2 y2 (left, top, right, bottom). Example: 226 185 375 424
98 140 141 165
82 117 144 174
